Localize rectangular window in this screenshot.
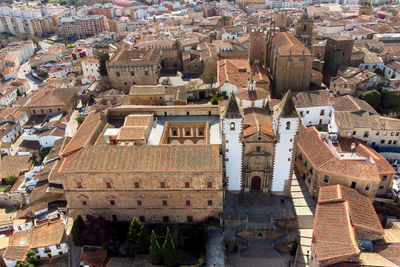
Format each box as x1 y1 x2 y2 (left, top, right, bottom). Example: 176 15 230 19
187 216 193 223
106 182 112 188
162 200 168 206
352 131 356 135
163 216 169 222
381 140 385 144
134 182 140 188
382 175 387 181
208 200 213 206
137 200 142 206
299 111 304 117
389 140 392 145
110 200 115 205
139 216 145 222
56 244 61 250
379 186 384 190
394 141 397 145
391 132 395 136
160 182 166 188
376 132 380 136
320 110 325 116
365 184 370 191
256 146 260 152
396 132 399 136
207 182 212 188
363 131 369 138
351 182 356 189
186 200 191 206
82 201 87 205
372 142 376 146
185 182 190 188
323 175 329 183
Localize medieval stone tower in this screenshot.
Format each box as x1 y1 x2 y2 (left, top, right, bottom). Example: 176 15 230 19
271 91 299 194
295 9 313 48
249 26 265 65
322 36 354 86
222 92 244 193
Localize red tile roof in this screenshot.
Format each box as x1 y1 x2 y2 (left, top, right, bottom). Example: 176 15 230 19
61 112 102 156
313 185 384 265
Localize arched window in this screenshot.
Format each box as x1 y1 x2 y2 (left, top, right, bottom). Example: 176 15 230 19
286 121 291 130
230 122 235 130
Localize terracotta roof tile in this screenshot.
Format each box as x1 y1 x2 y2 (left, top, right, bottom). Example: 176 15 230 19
271 32 311 56
30 220 66 249
60 145 222 173
61 112 102 156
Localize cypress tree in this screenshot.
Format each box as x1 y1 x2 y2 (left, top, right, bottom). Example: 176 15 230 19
127 218 144 256
71 215 85 247
149 230 162 265
162 227 176 267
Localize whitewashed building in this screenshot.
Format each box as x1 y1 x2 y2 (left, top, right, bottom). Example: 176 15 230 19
292 90 333 126
271 91 299 193
222 93 243 192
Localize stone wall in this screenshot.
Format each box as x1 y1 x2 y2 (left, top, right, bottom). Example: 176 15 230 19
107 64 160 94
62 170 223 223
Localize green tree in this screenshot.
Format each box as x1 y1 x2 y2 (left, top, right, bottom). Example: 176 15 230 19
16 249 36 267
76 114 85 124
71 215 85 247
374 68 384 77
382 89 400 109
5 174 18 185
97 52 109 76
149 230 162 265
127 218 144 256
190 44 197 50
359 89 381 109
162 227 176 267
211 94 219 105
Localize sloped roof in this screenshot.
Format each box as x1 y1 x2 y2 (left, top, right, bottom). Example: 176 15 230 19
313 185 384 265
271 32 311 56
292 90 331 108
222 92 243 119
274 90 298 118
61 111 102 156
60 145 222 173
30 220 65 249
26 87 77 108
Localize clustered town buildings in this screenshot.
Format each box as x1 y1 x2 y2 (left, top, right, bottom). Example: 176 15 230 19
0 0 399 266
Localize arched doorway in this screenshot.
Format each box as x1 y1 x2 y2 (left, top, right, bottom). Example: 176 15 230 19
251 176 261 191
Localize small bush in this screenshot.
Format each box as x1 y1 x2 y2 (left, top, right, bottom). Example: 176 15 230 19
76 114 85 124
5 174 17 185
